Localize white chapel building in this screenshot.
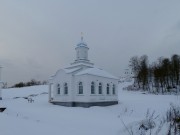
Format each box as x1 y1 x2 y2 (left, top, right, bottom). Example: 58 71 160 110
48 36 119 107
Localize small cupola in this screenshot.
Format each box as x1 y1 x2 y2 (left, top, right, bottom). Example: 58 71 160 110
71 34 94 66
75 35 89 61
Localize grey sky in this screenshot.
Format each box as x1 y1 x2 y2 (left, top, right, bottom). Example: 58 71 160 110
0 0 180 86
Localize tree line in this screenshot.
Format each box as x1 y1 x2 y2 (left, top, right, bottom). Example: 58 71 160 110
12 79 47 88
129 54 180 94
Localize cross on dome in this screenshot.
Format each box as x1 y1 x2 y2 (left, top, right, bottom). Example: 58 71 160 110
77 32 87 47
81 32 84 42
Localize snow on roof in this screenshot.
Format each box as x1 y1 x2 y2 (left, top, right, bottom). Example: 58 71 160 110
75 67 119 79
64 67 82 73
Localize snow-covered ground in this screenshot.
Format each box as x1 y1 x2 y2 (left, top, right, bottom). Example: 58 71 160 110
0 82 180 135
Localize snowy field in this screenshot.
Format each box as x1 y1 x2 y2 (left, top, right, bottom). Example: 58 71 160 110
0 82 180 135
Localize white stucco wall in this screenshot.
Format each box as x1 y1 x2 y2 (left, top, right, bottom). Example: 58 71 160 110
74 75 89 102
74 74 118 102
51 69 118 103
52 69 73 102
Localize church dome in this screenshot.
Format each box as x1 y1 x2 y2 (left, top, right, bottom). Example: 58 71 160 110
76 36 88 47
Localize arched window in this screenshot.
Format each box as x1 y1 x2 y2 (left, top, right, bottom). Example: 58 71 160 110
106 84 110 95
91 82 95 94
98 83 102 94
113 84 115 95
57 84 60 94
78 82 83 94
64 83 68 95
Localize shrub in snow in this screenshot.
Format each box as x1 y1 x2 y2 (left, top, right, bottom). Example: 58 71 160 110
138 110 157 135
121 110 158 135
166 104 180 135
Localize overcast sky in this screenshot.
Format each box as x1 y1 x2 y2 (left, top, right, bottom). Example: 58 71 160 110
0 0 180 86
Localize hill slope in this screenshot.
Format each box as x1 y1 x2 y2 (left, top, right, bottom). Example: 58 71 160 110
0 83 180 135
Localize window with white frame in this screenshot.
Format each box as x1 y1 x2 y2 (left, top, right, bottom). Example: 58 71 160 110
98 83 102 94
64 83 68 95
106 84 110 95
113 84 115 95
78 82 83 94
57 84 60 94
91 82 95 94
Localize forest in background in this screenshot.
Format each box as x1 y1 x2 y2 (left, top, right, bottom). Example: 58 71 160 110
129 54 180 94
